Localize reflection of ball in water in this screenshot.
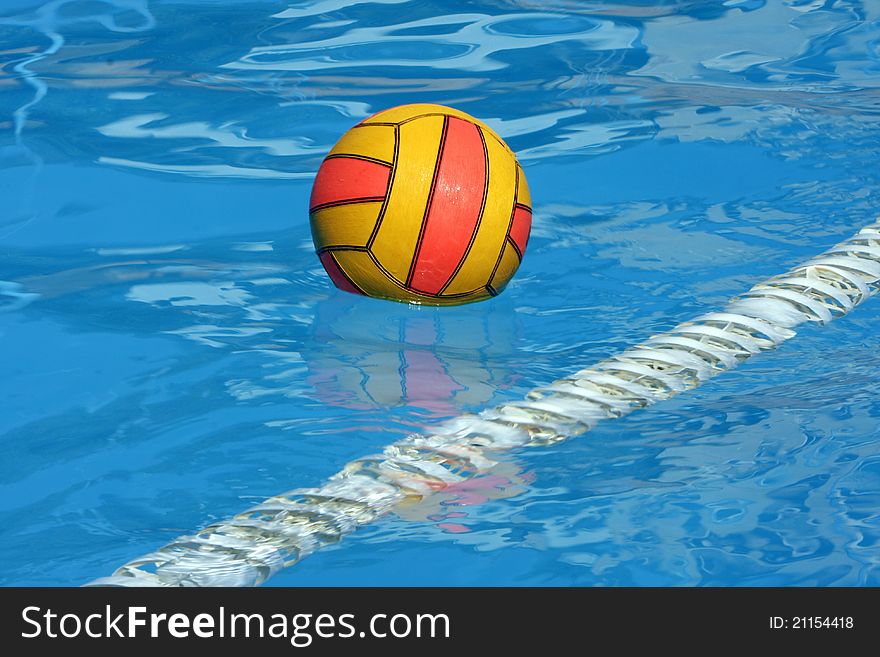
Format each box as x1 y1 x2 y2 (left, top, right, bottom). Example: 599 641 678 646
309 103 532 305
305 297 522 415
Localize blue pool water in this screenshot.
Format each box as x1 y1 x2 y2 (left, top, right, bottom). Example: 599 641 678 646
2 0 879 586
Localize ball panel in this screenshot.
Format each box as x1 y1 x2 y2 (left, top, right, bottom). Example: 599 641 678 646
508 205 532 256
328 124 395 164
331 249 402 300
441 130 517 295
318 251 365 296
516 163 531 209
310 201 384 250
369 114 446 283
488 240 521 294
309 157 390 211
409 117 487 295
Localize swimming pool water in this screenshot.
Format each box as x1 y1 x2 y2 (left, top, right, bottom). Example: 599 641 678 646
1 0 879 586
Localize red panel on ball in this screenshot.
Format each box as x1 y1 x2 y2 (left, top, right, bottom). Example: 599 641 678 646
509 205 532 256
309 157 390 211
408 117 487 295
319 251 364 295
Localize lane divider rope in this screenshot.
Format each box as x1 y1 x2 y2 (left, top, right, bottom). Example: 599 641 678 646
89 219 880 586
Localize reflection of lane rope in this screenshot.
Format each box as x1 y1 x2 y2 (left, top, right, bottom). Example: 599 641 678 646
89 219 880 586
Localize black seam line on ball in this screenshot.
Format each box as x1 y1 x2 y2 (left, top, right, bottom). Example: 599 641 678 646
363 248 488 300
328 251 368 296
488 163 520 286
437 123 491 297
506 235 523 261
310 196 386 213
405 114 449 288
367 249 447 299
366 124 399 250
367 248 416 292
324 153 394 167
316 245 369 255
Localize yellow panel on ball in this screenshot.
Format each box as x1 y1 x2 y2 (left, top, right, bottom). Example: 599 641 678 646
489 241 521 295
329 249 401 298
369 115 445 283
328 124 395 164
310 103 532 305
516 164 532 209
310 201 383 251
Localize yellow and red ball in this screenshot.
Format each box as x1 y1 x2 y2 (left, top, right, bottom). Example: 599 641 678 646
309 103 531 305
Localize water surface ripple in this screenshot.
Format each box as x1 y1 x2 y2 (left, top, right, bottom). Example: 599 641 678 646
0 0 878 585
